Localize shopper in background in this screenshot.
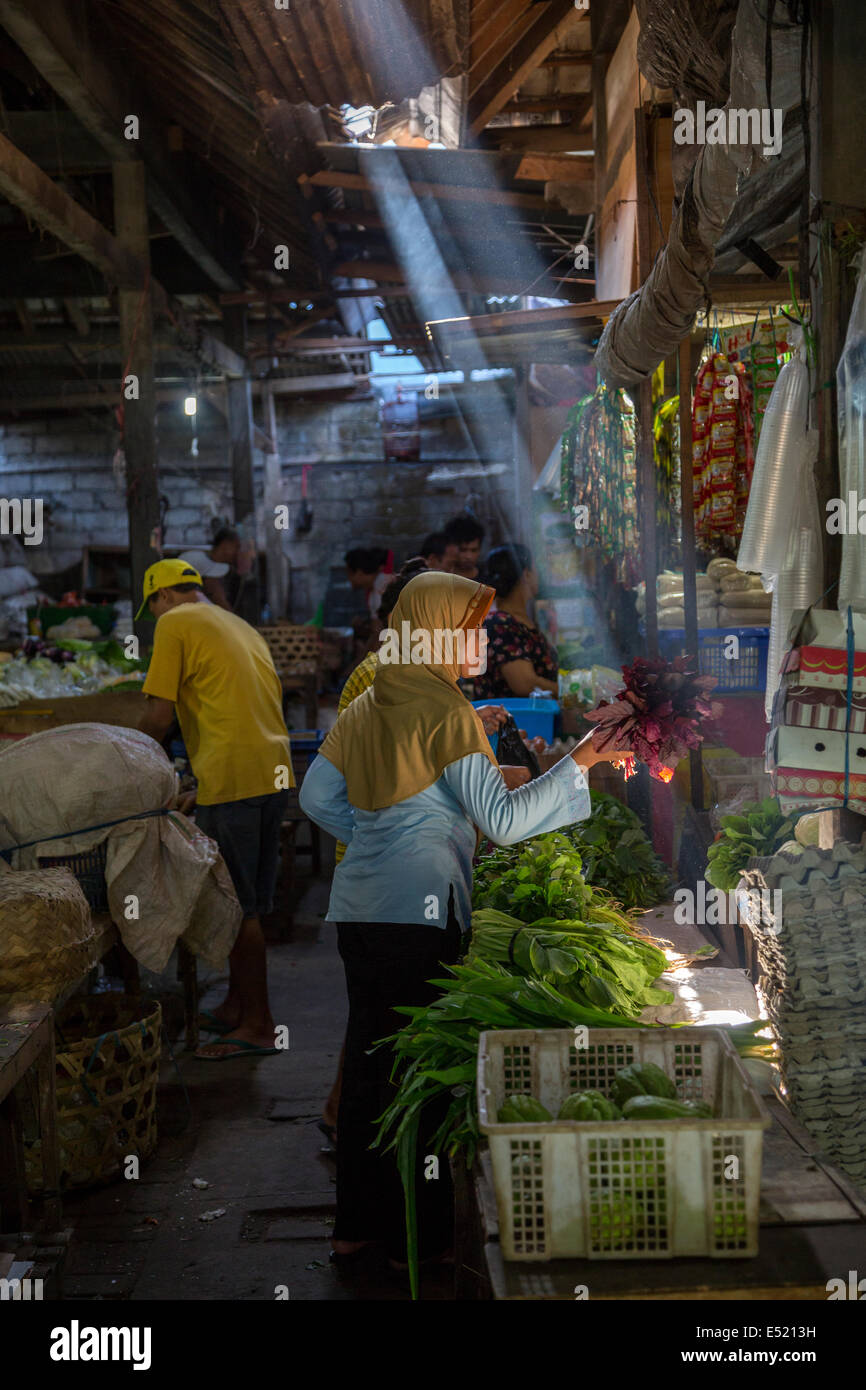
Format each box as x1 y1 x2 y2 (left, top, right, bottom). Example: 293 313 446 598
179 526 241 611
419 531 458 573
136 557 290 1061
443 514 485 580
299 569 627 1274
472 543 559 699
345 545 392 620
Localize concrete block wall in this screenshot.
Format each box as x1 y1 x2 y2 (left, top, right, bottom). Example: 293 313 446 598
0 406 234 573
1 386 521 618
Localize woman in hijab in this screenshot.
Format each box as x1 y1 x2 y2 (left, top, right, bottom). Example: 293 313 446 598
299 571 627 1272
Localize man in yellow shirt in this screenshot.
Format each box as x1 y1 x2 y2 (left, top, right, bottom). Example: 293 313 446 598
137 558 292 1060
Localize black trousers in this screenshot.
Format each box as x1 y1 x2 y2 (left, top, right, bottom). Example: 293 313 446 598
334 915 462 1261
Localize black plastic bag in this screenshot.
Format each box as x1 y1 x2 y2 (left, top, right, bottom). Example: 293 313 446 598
496 713 541 780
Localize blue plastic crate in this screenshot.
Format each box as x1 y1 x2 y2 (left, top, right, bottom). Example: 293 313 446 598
471 696 559 752
656 627 769 693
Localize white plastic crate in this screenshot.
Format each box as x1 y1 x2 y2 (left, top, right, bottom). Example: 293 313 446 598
477 1027 770 1262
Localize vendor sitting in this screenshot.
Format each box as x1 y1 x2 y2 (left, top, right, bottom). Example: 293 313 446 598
471 544 558 700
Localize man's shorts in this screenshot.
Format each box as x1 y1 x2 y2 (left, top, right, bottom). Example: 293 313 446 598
196 789 290 918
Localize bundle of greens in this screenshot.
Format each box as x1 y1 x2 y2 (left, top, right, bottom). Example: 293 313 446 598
568 791 670 909
472 832 594 921
466 908 671 1015
474 795 669 916
705 797 794 892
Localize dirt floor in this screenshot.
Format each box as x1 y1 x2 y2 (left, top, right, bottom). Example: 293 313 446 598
56 874 729 1303
57 833 457 1303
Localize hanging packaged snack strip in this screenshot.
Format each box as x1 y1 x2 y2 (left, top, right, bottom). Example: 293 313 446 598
558 384 640 588
692 351 755 550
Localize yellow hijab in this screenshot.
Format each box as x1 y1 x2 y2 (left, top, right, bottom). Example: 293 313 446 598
320 570 499 810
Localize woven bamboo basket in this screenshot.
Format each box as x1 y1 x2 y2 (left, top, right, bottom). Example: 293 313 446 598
258 623 322 675
24 993 161 1192
0 867 98 1005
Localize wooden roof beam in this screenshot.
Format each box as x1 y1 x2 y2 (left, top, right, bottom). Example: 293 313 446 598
469 0 586 138
542 52 593 67
305 169 549 209
514 152 594 183
0 131 245 377
481 122 594 153
0 0 240 292
0 129 145 288
503 96 590 115
332 259 593 295
468 1 537 97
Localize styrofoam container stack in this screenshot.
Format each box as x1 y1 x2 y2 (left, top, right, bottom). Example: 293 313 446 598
478 1027 770 1261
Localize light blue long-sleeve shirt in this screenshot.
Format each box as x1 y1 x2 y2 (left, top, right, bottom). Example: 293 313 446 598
298 751 591 930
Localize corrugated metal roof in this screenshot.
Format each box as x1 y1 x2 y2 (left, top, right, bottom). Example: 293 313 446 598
92 0 318 275
215 0 467 110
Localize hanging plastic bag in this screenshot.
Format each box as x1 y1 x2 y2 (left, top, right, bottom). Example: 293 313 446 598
837 250 866 613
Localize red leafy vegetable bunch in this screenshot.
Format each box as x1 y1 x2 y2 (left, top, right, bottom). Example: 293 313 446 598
585 655 720 782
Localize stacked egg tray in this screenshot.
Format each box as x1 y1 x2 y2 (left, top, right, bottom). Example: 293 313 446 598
739 840 866 1185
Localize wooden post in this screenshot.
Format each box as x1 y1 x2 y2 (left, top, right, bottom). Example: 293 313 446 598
513 367 533 547
678 334 703 810
638 378 658 657
635 109 658 659
812 0 866 847
113 161 160 643
35 1029 60 1230
262 383 287 619
223 305 259 624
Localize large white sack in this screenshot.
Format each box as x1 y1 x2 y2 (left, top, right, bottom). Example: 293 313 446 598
0 723 241 971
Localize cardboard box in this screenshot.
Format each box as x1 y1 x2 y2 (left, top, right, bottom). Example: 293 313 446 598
767 724 866 814
782 609 866 692
780 683 866 734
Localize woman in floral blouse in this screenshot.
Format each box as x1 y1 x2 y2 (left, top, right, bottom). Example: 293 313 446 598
471 543 558 700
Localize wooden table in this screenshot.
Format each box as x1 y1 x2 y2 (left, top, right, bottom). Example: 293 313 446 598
0 1004 60 1232
458 1098 866 1300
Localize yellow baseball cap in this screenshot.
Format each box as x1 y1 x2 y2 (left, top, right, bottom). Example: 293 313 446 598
135 558 203 619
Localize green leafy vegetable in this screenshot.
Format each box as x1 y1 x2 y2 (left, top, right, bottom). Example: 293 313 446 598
473 792 669 914
705 797 794 891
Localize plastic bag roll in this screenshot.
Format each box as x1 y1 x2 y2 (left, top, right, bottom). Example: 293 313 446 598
838 253 866 613
738 356 810 576
764 432 824 719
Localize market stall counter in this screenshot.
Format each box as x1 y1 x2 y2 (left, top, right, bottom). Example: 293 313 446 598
0 1003 60 1232
0 691 147 742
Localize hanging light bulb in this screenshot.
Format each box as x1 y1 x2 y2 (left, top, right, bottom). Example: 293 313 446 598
184 395 197 417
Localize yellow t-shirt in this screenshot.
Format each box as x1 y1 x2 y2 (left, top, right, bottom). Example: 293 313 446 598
143 602 293 806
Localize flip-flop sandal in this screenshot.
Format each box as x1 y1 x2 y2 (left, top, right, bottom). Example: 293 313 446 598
195 1038 280 1060
198 1010 234 1035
